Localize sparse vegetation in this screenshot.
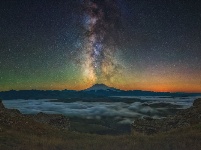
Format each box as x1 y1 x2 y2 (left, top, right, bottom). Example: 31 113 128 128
1 99 201 150
1 124 201 150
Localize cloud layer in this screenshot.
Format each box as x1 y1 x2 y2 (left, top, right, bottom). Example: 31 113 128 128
2 96 197 124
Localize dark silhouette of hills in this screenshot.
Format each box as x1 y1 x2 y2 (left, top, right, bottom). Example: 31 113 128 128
0 84 200 100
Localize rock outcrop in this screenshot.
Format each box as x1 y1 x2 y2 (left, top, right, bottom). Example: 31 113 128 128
0 100 21 116
132 98 201 135
0 100 70 132
0 100 5 109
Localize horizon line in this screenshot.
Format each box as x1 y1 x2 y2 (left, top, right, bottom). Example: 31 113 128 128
0 88 201 94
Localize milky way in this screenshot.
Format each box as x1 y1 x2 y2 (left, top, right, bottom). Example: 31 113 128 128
1 0 201 92
81 0 122 84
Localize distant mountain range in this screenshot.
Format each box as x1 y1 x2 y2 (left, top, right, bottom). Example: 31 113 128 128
0 84 201 100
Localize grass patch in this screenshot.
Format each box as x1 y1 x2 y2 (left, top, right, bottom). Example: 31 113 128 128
1 124 201 150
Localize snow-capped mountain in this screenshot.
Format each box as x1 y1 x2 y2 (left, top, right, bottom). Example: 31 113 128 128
84 84 119 92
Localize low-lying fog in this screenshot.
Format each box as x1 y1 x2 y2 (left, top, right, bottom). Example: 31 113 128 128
2 96 200 124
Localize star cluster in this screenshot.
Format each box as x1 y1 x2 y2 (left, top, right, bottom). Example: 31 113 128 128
0 0 201 92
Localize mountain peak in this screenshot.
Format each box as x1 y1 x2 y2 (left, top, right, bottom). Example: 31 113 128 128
85 84 117 91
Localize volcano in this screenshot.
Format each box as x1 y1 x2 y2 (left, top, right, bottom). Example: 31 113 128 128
84 84 119 92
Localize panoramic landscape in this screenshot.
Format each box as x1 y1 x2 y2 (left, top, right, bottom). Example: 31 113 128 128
0 0 201 150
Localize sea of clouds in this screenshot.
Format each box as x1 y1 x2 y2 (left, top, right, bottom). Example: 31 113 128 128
2 96 200 124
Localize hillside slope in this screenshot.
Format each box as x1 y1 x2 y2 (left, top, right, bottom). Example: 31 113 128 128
1 99 201 150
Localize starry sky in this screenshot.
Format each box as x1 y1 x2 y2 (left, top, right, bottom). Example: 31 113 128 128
0 0 201 92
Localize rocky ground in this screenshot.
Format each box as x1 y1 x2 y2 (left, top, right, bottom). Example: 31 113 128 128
1 98 201 150
27 112 70 130
0 100 70 134
132 98 201 134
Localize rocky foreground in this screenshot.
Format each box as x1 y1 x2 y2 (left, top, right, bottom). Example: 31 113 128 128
132 98 201 134
1 99 201 150
0 100 70 133
1 98 201 135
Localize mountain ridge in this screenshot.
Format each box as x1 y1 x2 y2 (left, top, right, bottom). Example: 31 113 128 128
0 87 201 100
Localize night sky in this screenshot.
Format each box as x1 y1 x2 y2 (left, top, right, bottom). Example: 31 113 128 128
0 0 201 92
